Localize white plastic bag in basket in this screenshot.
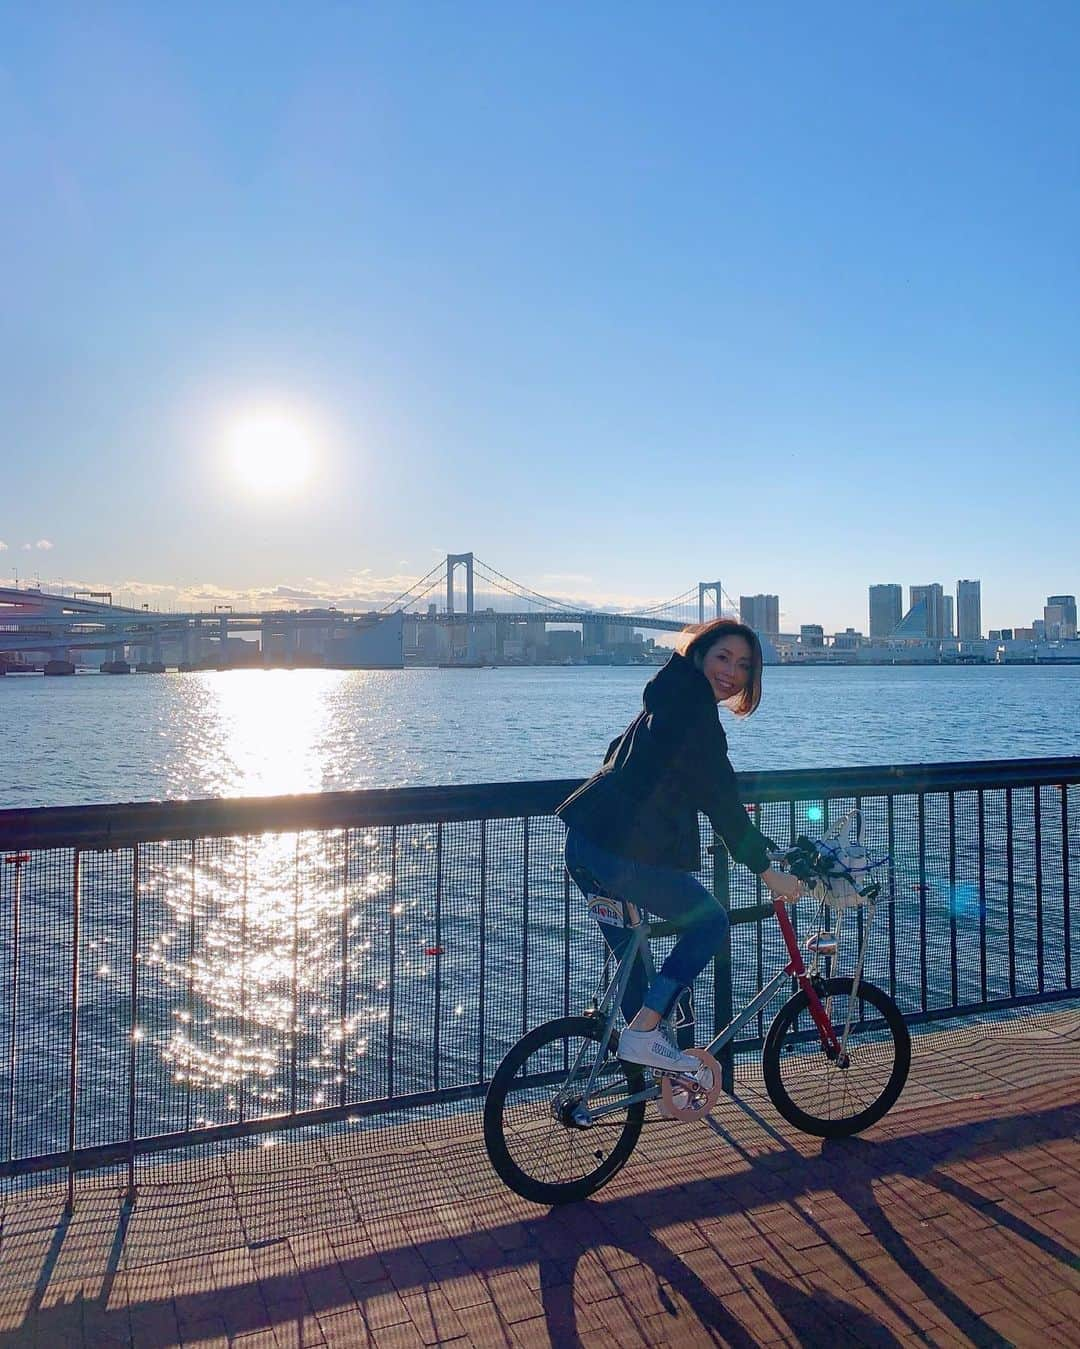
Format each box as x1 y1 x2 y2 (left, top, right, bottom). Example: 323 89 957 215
815 810 873 908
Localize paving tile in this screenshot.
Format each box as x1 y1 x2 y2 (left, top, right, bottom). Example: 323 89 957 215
437 1268 493 1312
369 1321 426 1349
315 1304 370 1347
486 1270 544 1324
362 1287 412 1331
451 1297 513 1346
399 1287 467 1345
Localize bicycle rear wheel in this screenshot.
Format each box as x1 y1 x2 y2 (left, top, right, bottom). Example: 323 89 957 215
762 978 910 1138
484 1015 647 1205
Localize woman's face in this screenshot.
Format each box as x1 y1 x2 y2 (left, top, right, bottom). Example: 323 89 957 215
700 635 754 703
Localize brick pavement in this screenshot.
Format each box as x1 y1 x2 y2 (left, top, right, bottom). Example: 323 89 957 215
0 1007 1077 1347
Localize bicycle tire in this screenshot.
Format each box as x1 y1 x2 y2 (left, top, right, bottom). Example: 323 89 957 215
762 978 910 1138
483 1015 647 1205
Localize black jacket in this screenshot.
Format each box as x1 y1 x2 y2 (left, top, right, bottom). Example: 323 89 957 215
555 652 771 873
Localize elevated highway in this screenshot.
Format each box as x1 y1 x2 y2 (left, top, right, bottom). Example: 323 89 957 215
0 585 688 662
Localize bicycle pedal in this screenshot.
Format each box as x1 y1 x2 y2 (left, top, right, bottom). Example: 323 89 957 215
658 1047 722 1121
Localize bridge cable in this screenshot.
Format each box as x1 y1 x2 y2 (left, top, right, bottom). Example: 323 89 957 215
377 560 448 614
635 586 698 616
471 558 584 614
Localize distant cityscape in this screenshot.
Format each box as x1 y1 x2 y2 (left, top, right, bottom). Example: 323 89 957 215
2 571 1079 673
739 583 1080 664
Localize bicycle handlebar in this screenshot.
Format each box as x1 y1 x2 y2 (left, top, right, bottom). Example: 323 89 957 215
710 835 888 902
768 836 887 901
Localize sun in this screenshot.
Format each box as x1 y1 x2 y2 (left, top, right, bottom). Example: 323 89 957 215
224 405 319 494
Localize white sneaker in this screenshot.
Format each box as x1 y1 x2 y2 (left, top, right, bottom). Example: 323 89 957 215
617 1025 700 1073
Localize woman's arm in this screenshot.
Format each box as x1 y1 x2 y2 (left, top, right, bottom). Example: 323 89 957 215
697 746 773 875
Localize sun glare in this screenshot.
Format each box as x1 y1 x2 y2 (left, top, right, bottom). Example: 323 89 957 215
224 405 319 494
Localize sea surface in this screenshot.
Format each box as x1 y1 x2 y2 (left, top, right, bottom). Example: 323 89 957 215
1 664 1076 1160
2 662 1079 809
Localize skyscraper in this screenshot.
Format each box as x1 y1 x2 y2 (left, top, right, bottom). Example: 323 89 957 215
942 595 954 639
739 594 779 634
1047 595 1077 638
909 584 945 638
868 584 902 638
956 580 982 640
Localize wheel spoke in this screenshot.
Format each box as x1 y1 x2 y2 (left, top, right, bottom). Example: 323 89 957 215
484 1016 646 1204
763 980 910 1139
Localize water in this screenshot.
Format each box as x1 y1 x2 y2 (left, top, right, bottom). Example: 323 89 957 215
1 664 1077 1161
2 663 1079 809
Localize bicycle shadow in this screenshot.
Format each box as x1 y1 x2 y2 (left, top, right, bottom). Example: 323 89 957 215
533 1209 908 1349
813 1125 1077 1349
527 1094 1077 1347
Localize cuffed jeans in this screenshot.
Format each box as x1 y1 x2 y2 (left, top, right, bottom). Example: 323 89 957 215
565 829 728 1034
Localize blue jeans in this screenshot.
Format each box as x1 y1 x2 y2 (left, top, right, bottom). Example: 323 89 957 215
564 829 729 1033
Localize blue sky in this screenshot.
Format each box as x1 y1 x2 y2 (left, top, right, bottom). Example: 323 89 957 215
2 2 1078 631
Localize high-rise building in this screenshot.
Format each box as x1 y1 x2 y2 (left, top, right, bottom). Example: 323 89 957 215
868 584 902 638
739 594 779 635
1047 595 1077 638
909 584 945 638
799 624 825 649
942 595 954 639
956 580 982 640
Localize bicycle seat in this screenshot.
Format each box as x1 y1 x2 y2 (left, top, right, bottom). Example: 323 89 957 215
579 880 681 939
588 901 681 939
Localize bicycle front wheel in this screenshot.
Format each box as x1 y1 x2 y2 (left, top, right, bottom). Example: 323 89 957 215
483 1015 647 1205
762 978 910 1138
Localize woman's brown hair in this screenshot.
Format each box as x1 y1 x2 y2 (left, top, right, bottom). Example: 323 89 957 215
674 618 763 717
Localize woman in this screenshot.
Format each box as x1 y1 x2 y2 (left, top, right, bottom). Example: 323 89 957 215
556 618 801 1073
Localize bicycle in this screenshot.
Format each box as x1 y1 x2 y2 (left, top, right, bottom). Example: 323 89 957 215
483 812 912 1205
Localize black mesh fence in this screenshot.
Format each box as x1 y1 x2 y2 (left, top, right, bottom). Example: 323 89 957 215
0 759 1077 1201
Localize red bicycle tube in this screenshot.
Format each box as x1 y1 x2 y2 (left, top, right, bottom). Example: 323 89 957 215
772 898 842 1055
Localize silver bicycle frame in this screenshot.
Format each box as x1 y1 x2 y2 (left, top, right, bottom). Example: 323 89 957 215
578 900 797 1123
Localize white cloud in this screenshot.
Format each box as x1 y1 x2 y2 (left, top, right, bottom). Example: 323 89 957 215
0 541 7 551
35 539 53 550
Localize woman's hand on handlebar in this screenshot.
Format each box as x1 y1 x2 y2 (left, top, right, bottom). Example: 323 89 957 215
760 868 803 904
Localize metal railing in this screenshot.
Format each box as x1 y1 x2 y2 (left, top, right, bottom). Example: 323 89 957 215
0 756 1077 1201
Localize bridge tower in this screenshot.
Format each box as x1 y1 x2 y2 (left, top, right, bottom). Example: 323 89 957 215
698 581 722 624
446 553 474 615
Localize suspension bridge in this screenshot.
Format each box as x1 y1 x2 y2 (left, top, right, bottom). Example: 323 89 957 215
0 554 748 669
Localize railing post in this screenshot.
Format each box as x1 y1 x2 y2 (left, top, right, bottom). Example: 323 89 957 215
126 844 139 1203
1034 787 1044 994
387 826 397 1099
433 823 443 1092
520 817 530 1037
337 831 350 1109
1062 784 1072 991
6 851 25 1168
479 821 488 1080
66 849 81 1214
239 839 249 1123
289 836 300 1116
712 839 734 1094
